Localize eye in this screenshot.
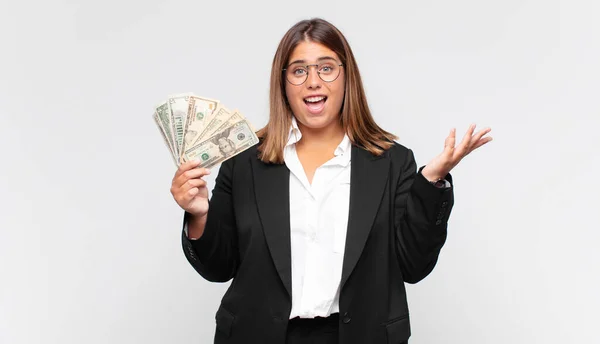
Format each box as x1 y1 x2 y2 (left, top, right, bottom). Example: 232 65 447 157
293 68 307 76
319 65 334 73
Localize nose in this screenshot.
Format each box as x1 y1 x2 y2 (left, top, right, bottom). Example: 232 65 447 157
305 66 322 89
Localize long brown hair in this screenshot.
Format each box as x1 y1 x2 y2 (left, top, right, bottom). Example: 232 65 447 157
257 18 397 164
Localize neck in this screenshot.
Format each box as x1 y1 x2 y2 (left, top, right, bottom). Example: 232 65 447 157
296 119 345 149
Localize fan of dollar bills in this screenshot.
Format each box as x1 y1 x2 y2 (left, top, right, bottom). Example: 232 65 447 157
153 93 259 169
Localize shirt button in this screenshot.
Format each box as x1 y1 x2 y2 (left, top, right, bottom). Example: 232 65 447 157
342 312 351 324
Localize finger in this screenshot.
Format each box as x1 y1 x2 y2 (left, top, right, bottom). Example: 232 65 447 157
444 128 456 153
470 136 493 151
174 159 202 179
456 124 476 156
173 167 211 189
472 127 492 143
461 123 476 145
466 127 492 153
179 178 207 194
181 187 200 204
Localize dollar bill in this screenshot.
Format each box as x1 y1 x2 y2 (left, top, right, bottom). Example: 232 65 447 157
182 119 259 169
190 104 233 146
182 95 219 154
155 102 176 157
214 110 243 133
154 111 178 166
168 93 193 157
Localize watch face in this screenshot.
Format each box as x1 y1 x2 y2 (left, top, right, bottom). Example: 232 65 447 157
431 180 445 188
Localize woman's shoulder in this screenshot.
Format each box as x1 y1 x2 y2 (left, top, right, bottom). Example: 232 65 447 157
383 140 413 162
351 139 413 162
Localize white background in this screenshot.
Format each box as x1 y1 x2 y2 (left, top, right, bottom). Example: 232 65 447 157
1 0 599 343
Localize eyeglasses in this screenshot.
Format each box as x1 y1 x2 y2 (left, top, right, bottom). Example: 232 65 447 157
282 62 343 85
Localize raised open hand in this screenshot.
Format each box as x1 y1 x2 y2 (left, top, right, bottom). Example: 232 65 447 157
421 124 493 181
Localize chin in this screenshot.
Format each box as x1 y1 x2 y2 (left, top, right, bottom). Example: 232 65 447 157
297 113 336 129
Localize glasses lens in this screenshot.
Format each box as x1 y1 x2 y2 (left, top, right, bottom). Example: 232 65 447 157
286 65 308 85
284 63 342 85
318 63 340 82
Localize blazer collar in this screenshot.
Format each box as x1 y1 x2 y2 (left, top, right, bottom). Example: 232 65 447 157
340 145 390 290
251 156 293 298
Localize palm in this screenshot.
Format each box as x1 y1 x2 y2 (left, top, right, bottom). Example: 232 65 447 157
422 124 493 180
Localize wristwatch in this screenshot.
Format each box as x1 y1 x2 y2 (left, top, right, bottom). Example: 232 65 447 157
429 178 447 188
418 166 448 188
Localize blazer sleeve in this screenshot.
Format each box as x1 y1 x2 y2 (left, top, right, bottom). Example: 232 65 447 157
180 158 239 283
394 148 454 284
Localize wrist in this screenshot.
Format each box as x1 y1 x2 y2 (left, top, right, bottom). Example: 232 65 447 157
187 212 208 239
420 166 444 182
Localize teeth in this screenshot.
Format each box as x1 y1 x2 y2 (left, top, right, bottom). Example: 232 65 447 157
305 96 325 103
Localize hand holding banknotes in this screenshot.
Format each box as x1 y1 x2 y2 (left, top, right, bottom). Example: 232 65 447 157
155 92 258 238
170 160 211 218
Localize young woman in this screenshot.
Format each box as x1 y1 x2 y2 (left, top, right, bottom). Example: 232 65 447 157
170 18 492 344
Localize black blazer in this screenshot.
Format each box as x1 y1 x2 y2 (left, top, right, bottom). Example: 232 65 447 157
181 142 454 344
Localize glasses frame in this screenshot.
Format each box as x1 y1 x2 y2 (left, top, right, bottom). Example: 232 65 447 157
282 62 344 86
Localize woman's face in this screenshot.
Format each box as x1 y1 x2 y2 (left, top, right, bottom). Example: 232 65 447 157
284 41 345 132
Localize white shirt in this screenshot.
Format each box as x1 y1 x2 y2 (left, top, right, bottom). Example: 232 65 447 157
284 117 351 319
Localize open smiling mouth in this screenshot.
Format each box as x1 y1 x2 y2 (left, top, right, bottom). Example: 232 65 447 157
304 95 328 114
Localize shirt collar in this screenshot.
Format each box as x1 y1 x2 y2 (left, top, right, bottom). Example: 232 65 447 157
285 116 352 163
286 116 302 147
334 134 351 158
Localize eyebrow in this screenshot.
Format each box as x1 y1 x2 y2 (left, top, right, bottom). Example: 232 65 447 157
287 56 338 65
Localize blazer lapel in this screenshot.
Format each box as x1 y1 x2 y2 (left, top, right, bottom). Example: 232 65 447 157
250 157 292 299
340 145 390 290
